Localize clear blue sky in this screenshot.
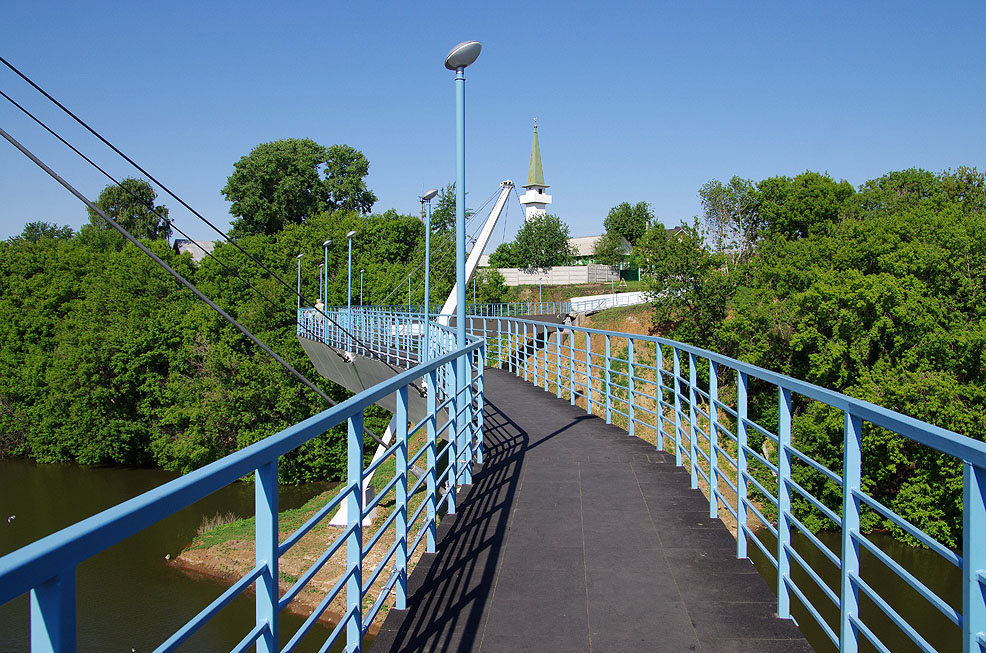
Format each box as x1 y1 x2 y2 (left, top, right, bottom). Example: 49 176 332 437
2 1 984 246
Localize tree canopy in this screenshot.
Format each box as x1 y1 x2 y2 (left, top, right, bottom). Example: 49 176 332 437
512 213 576 273
10 221 74 243
603 201 652 245
641 167 986 547
222 139 377 237
87 177 171 240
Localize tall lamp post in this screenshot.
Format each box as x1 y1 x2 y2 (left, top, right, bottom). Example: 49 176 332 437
346 230 356 348
322 239 331 308
421 188 438 360
446 40 481 491
296 253 303 313
360 268 365 305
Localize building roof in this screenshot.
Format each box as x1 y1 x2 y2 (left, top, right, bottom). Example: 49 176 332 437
524 120 548 189
568 234 631 257
173 239 215 263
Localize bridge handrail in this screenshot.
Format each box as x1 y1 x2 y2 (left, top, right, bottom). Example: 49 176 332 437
0 333 486 652
469 313 986 652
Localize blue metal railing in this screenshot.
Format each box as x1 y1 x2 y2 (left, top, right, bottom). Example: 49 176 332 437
0 322 485 652
467 313 986 653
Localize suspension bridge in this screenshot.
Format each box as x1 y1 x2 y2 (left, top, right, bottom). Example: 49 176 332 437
1 45 984 653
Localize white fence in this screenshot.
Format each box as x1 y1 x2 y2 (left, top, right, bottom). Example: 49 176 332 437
569 291 648 313
496 264 617 287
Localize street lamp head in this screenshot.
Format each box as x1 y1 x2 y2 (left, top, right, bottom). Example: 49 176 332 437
421 188 438 202
444 41 481 70
296 253 303 259
323 239 331 248
346 230 357 239
360 268 365 273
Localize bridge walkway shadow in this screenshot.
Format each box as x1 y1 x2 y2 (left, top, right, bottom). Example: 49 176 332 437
371 368 810 652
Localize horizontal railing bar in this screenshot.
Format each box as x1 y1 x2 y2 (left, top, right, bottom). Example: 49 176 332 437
852 490 961 567
744 524 778 567
230 623 266 653
849 613 891 653
787 513 841 569
852 531 959 626
783 575 840 649
362 539 401 594
280 525 353 611
743 470 778 506
784 477 842 528
852 573 938 653
156 563 265 653
783 541 840 608
745 500 779 537
279 485 352 556
743 445 779 475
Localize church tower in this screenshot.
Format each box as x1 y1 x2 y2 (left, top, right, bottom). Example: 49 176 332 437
518 119 552 220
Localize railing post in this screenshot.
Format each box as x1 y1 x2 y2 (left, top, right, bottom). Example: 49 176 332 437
462 349 474 486
395 386 409 609
628 339 636 438
446 358 458 515
542 324 550 391
255 459 279 653
475 350 485 465
604 334 612 424
673 348 682 466
656 343 665 451
963 462 986 653
346 411 365 651
737 371 749 559
426 368 438 552
708 360 719 520
30 569 76 652
523 321 529 382
555 324 562 398
569 325 576 406
585 331 592 415
840 410 862 648
688 352 698 488
777 387 793 621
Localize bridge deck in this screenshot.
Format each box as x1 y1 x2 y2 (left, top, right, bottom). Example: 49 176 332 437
372 368 810 652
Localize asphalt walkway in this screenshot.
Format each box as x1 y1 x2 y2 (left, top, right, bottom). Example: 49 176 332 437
372 367 810 652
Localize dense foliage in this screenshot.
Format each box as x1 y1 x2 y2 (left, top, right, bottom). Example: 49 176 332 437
639 168 986 547
489 212 576 273
603 201 653 246
88 177 171 240
0 205 454 483
222 139 377 236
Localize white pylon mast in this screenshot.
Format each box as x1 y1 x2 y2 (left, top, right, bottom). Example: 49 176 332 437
438 180 514 322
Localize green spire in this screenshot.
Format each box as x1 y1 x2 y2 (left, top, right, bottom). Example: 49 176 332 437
525 119 548 189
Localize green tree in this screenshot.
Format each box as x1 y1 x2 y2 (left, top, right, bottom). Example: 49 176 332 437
592 230 629 266
513 213 576 274
10 221 74 242
429 182 472 235
487 241 520 268
87 177 171 240
603 201 653 245
698 176 759 260
472 268 508 304
637 220 730 347
756 171 854 240
222 139 376 237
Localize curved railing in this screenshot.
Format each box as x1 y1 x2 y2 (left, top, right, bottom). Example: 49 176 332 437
0 325 486 652
469 314 986 653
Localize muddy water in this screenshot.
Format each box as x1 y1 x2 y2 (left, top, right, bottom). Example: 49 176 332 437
0 457 348 652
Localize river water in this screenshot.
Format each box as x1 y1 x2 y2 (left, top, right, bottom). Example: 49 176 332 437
0 457 342 652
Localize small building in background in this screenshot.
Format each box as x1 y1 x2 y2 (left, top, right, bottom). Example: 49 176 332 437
173 239 215 263
568 234 631 266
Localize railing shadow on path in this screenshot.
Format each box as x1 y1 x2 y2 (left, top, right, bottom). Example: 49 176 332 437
371 397 528 652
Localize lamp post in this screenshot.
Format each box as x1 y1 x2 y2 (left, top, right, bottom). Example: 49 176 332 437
296 253 303 312
446 40 481 492
360 269 365 305
421 188 438 360
346 230 356 347
318 263 324 307
322 239 331 308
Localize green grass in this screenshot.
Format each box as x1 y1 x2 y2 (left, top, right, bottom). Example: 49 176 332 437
186 489 341 550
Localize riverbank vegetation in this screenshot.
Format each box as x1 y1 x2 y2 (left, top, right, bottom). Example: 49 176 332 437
0 154 462 483
637 167 986 547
